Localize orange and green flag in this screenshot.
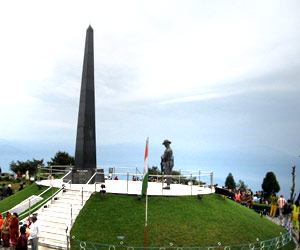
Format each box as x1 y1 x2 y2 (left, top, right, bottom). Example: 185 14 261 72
142 138 149 197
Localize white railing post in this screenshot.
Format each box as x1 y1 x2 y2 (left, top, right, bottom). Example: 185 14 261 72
179 169 181 184
127 171 129 194
190 172 193 195
210 171 213 192
81 187 83 206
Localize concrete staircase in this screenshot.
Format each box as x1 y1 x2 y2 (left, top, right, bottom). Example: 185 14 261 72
35 189 92 249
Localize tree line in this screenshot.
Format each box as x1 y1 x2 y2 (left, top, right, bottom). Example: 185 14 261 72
225 170 294 200
9 151 74 176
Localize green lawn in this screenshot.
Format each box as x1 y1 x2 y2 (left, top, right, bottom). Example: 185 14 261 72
0 183 49 213
0 183 59 219
71 193 295 249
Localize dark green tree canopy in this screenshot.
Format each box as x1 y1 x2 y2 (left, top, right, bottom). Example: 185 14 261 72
10 159 43 175
261 172 280 197
47 151 74 166
236 180 248 191
225 173 236 190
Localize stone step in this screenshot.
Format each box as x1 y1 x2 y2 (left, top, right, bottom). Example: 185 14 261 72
43 205 81 214
40 225 68 235
39 236 68 249
39 210 79 220
54 198 86 205
48 202 82 209
57 195 90 202
39 231 67 243
38 214 69 224
38 221 68 230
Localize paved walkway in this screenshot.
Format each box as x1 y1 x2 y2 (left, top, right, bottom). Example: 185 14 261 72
265 215 300 249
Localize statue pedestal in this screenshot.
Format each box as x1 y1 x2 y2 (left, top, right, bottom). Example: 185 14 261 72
72 169 105 184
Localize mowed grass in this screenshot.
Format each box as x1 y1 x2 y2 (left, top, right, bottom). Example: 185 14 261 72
71 193 294 249
0 183 49 213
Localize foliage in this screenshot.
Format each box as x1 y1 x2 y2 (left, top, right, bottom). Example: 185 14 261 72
290 166 296 202
261 172 280 198
236 179 248 191
47 151 74 166
225 172 236 190
71 193 293 249
10 159 43 175
148 166 161 175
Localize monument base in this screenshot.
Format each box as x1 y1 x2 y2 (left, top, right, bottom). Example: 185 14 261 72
72 169 105 184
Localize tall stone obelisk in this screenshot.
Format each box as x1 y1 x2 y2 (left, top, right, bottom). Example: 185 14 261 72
73 25 97 184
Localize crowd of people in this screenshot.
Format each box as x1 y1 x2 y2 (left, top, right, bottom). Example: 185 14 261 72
0 212 39 250
0 184 14 200
224 188 300 243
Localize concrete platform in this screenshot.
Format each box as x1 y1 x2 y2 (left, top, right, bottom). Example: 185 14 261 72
37 179 214 196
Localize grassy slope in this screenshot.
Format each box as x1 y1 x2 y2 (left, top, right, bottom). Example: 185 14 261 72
0 183 49 213
71 193 295 249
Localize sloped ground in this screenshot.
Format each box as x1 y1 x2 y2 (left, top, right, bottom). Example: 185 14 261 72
71 193 295 249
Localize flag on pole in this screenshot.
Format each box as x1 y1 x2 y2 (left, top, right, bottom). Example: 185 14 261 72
142 138 149 197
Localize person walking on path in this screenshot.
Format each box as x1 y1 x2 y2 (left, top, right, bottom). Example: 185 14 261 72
270 193 278 217
16 226 27 250
28 216 39 250
278 194 286 225
10 213 20 249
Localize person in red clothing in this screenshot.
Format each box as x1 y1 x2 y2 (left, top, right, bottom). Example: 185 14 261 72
0 214 4 246
235 190 241 204
1 212 12 247
114 176 119 180
16 226 27 250
9 213 20 249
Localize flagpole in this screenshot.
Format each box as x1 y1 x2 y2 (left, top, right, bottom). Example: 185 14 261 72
145 189 148 250
144 137 149 250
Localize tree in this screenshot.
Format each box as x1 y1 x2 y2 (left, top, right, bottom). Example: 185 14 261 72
10 159 44 175
290 166 296 202
236 180 248 191
261 172 280 198
149 166 161 175
225 173 236 190
47 151 74 166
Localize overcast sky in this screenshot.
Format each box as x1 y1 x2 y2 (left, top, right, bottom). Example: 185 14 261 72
1 1 300 192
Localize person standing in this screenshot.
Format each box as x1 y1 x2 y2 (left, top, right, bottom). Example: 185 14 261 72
292 200 299 237
0 184 6 200
28 216 39 250
235 190 241 204
282 200 292 229
1 212 12 247
6 184 13 197
270 193 278 217
10 213 20 249
0 214 4 246
277 195 286 225
16 226 28 250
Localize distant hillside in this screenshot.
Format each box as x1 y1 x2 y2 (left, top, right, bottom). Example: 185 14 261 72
1 139 299 198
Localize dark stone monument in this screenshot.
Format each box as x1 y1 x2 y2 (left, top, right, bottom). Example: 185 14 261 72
160 139 174 189
72 25 104 184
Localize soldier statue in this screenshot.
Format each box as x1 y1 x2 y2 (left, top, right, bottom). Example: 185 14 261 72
160 139 174 189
